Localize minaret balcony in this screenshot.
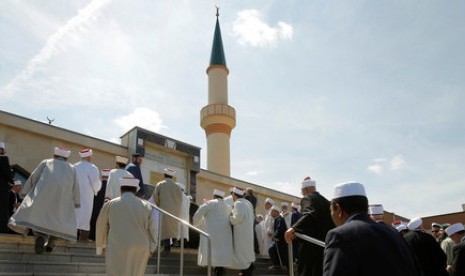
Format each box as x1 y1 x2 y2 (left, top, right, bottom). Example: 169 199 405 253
200 104 236 132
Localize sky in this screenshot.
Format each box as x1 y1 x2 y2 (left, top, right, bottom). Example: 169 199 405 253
1 0 464 219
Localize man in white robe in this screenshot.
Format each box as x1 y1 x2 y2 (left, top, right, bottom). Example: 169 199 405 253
255 214 267 257
230 187 256 275
8 147 80 254
193 189 233 275
96 177 157 276
104 156 133 200
74 149 101 241
151 168 183 253
263 197 275 258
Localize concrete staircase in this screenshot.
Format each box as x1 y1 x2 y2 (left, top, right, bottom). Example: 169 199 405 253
0 234 288 275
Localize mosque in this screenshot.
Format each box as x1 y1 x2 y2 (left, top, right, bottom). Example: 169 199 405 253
0 12 300 215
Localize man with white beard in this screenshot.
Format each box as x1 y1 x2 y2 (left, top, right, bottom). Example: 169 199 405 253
230 187 255 276
74 149 101 242
193 189 233 276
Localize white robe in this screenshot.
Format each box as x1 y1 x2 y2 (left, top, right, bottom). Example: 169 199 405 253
193 198 233 267
282 211 292 229
96 192 157 276
263 209 274 258
230 198 256 270
8 158 80 241
147 197 160 243
104 169 133 200
74 160 101 230
255 220 267 256
223 195 234 209
177 193 190 241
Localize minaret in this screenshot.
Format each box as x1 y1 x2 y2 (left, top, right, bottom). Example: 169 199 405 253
200 9 236 176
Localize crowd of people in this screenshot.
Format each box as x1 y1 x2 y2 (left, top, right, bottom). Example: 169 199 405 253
1 141 465 276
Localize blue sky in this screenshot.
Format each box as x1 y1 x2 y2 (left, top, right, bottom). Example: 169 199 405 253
1 0 464 218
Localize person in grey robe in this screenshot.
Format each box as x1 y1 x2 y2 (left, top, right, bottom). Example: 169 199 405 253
8 147 80 254
151 167 183 253
96 176 157 276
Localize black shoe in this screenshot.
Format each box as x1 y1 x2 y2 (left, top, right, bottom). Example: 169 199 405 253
45 246 54 252
34 236 45 254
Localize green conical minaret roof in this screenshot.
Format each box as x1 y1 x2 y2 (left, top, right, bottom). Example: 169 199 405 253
209 15 227 67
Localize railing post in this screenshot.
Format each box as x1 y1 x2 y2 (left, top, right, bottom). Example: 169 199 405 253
180 225 184 276
157 214 162 274
207 236 212 276
288 242 294 276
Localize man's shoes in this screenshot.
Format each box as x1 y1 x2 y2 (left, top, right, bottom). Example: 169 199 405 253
34 236 45 254
268 265 281 270
45 245 54 252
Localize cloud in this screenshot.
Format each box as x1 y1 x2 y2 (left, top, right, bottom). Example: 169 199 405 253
390 155 405 171
2 0 112 97
367 164 383 175
366 155 406 174
114 108 167 133
231 9 293 48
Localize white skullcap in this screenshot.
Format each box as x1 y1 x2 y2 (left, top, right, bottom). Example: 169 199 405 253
177 183 186 192
265 198 275 205
13 180 22 186
368 204 384 215
271 205 281 213
445 223 465 236
407 217 423 230
79 148 93 158
431 222 441 228
119 177 140 191
0 142 4 149
281 202 289 207
232 187 245 196
291 202 298 209
301 176 316 188
332 182 366 200
213 189 225 197
164 168 176 176
116 155 128 164
54 147 71 158
101 169 111 177
396 223 408 232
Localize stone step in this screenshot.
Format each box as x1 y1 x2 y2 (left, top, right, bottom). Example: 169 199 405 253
0 234 287 275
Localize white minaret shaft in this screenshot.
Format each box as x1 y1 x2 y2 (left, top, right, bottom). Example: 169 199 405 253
200 13 236 176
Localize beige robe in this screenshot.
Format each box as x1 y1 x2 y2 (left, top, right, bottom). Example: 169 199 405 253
230 198 256 270
74 160 101 230
193 198 233 267
96 192 157 276
152 178 183 239
8 158 80 241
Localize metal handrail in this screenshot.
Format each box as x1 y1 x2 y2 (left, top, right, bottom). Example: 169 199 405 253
148 202 212 276
287 232 325 276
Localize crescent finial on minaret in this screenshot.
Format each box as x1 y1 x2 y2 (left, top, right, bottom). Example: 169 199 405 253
215 6 220 18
